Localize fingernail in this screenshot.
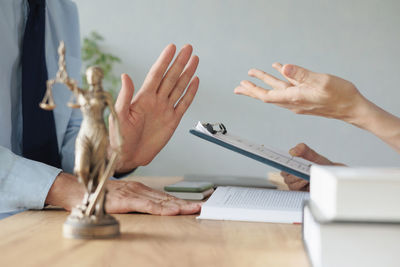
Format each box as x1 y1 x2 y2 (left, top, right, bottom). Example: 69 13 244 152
289 148 298 156
283 65 296 78
183 44 192 49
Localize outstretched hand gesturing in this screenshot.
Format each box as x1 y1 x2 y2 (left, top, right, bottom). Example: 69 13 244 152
234 63 363 121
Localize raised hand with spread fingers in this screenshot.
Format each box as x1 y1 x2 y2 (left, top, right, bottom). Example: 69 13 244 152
109 44 200 173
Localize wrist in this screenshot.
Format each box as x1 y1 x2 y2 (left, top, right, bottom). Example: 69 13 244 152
348 99 400 151
342 93 374 127
45 172 85 210
108 144 138 174
114 153 138 174
115 159 138 174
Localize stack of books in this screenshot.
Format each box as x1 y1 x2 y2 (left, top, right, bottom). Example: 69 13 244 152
303 166 400 267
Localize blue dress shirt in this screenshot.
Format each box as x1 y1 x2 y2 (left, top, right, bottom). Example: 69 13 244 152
0 0 82 218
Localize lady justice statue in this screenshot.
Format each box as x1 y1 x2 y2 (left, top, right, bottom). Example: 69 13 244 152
41 42 123 239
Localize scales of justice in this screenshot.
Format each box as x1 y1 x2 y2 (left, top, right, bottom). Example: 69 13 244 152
40 41 123 239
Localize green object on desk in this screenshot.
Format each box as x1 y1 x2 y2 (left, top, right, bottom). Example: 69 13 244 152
164 181 214 192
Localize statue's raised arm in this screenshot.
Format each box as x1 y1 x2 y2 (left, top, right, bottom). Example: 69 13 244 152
40 41 83 110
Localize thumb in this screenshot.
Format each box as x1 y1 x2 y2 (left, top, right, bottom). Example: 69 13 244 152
289 143 333 165
281 64 318 86
115 73 135 113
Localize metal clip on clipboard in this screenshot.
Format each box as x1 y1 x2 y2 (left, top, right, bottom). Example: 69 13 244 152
202 123 227 135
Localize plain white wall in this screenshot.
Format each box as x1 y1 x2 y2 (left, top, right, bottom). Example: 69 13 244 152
74 0 400 177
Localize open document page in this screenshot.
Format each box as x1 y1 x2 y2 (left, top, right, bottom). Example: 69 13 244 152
197 186 309 224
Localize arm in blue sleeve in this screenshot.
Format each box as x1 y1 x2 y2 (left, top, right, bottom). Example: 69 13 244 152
0 146 62 213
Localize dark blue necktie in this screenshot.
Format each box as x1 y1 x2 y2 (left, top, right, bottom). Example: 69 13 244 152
22 0 61 168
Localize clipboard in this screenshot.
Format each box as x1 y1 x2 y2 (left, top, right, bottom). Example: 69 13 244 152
189 122 312 181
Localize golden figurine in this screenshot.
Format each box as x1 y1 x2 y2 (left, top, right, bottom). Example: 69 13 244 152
41 42 123 239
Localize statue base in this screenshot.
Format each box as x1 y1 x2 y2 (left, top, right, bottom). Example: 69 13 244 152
63 208 120 239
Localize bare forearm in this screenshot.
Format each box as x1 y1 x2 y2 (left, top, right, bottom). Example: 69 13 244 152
45 172 85 210
347 96 400 154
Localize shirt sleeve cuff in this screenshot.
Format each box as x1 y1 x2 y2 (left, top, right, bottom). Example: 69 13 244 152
0 151 62 212
113 167 137 179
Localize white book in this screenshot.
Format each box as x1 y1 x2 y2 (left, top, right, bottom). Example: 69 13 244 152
167 188 214 200
197 186 309 224
310 165 400 221
303 201 400 267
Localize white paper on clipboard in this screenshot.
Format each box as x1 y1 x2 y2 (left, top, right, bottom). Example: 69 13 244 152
191 122 313 180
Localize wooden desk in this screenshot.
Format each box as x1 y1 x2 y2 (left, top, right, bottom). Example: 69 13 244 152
0 176 309 267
